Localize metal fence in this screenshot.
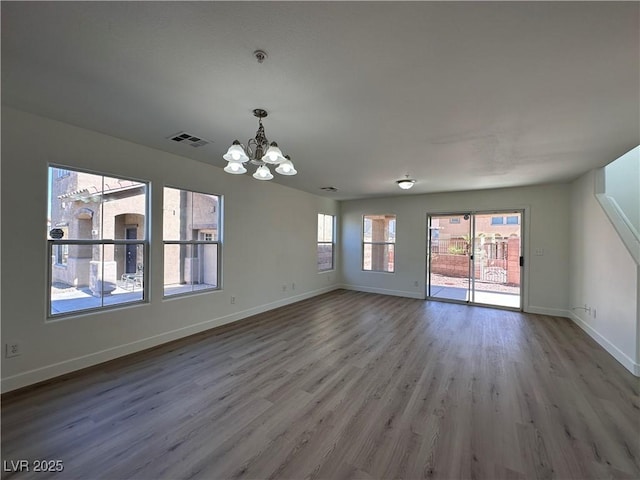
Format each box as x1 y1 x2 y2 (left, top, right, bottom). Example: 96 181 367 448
431 238 511 284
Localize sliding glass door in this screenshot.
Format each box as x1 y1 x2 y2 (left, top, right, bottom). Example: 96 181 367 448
427 211 522 309
427 214 472 302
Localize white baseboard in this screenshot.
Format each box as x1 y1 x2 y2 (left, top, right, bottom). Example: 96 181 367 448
1 286 340 393
526 306 639 377
339 284 424 300
568 312 640 377
524 306 571 317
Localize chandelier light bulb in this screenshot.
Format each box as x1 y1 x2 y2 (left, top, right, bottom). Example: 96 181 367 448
253 165 273 181
275 157 297 176
224 161 247 174
223 141 249 163
262 142 285 164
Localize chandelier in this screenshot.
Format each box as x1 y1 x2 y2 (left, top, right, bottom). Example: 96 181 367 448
223 108 297 181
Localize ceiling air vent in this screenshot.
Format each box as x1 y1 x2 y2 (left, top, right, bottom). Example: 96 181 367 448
320 187 338 192
167 131 211 148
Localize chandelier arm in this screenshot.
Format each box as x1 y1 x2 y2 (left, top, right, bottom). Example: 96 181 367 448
245 139 256 159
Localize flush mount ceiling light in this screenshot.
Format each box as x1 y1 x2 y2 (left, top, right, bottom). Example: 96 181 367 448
223 50 297 181
396 175 416 190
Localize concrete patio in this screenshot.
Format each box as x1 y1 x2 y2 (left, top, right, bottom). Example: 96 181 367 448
50 282 217 315
428 274 521 309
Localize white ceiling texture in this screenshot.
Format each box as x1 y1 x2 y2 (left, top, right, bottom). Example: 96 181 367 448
2 2 638 200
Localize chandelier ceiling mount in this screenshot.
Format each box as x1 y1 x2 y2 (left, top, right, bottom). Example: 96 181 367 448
223 51 297 181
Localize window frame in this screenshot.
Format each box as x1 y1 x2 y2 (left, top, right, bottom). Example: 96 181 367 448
47 164 150 318
162 186 222 298
55 168 70 179
54 243 69 266
317 213 335 272
362 214 396 273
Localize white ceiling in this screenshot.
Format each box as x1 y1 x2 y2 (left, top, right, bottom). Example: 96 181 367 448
2 2 638 200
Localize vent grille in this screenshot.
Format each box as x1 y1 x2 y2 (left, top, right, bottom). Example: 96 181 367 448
167 131 211 148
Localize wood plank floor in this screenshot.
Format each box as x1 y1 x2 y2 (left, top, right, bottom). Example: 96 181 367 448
2 290 639 480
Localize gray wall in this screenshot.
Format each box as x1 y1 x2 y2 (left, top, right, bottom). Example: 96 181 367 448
570 169 639 373
340 185 571 315
1 107 340 392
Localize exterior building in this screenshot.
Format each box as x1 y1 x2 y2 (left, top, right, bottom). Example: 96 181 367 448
49 169 218 297
431 214 521 241
49 169 146 295
430 213 522 286
163 187 219 290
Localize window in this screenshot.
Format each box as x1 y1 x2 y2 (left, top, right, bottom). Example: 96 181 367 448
491 215 519 225
163 187 221 297
363 214 396 272
47 166 148 317
317 214 335 271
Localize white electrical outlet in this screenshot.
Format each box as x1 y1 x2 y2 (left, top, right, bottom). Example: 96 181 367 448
5 342 21 358
292 283 295 290
230 296 236 304
414 281 419 287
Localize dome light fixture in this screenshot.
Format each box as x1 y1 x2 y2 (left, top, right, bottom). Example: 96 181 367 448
396 175 416 190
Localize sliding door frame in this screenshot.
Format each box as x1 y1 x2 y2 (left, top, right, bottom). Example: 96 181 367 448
426 209 525 311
